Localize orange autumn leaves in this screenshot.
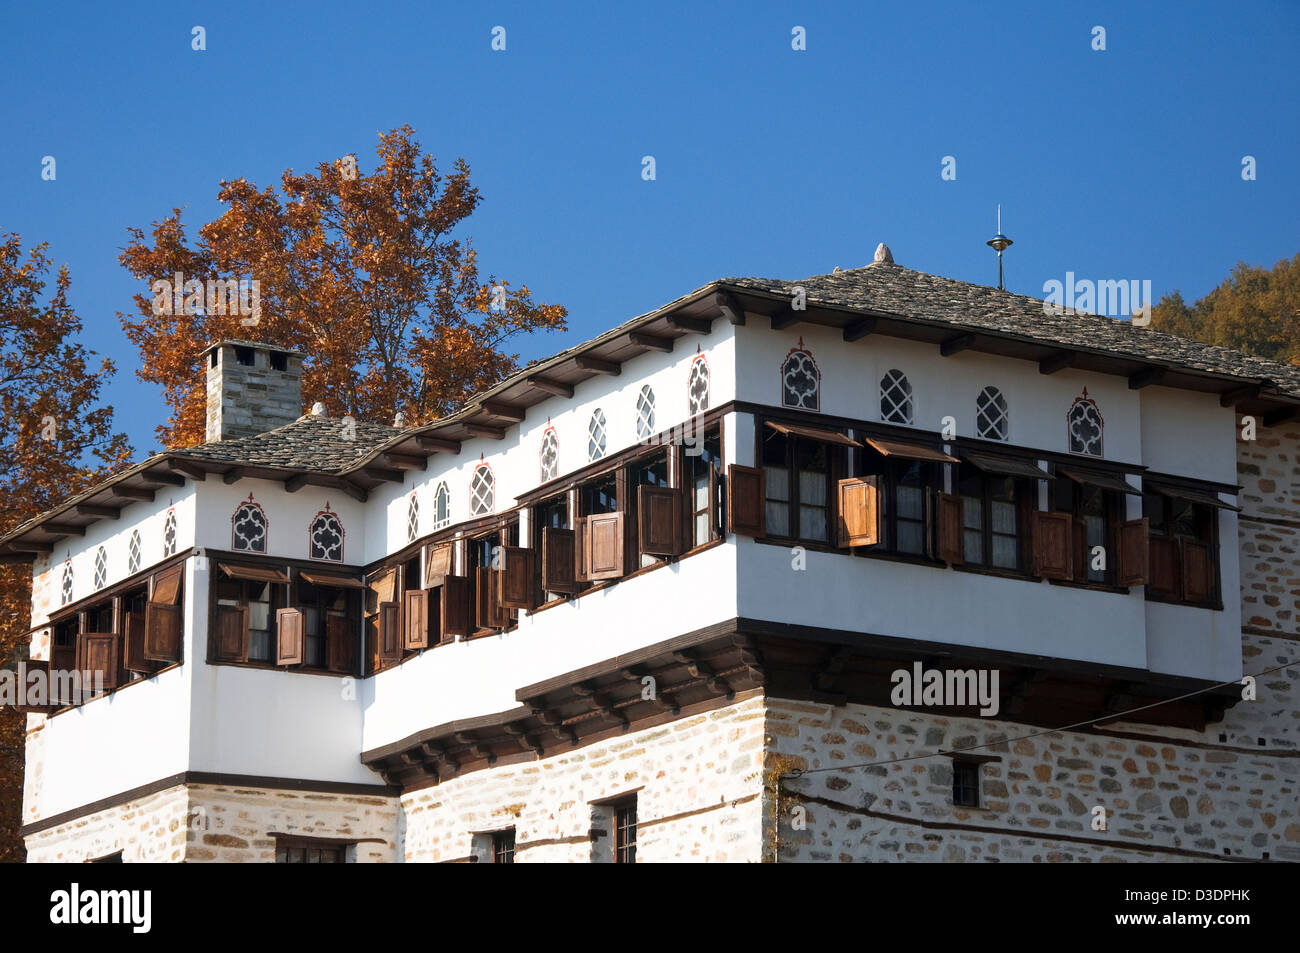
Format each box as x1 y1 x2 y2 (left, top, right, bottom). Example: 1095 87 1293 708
118 126 567 449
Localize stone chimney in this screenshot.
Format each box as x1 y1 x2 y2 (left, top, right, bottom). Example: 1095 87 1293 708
202 340 305 442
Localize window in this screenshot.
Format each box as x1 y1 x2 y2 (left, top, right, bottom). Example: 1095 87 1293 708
685 424 723 548
1067 389 1103 456
294 575 359 671
952 760 980 808
625 449 670 569
406 493 420 542
761 428 839 543
533 494 570 605
60 561 73 606
635 386 656 440
93 547 107 590
309 507 345 561
492 829 516 864
213 564 288 663
1143 485 1222 606
128 530 141 574
540 426 559 482
1052 473 1129 586
234 346 255 367
269 351 287 372
163 509 177 556
781 341 820 410
615 800 637 864
688 354 710 415
433 482 451 529
856 449 942 557
976 386 1008 440
470 462 495 516
956 462 1029 571
231 497 267 553
274 836 350 863
880 369 913 425
588 409 607 461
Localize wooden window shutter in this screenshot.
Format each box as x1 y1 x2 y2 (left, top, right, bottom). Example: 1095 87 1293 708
151 565 183 605
574 517 590 582
80 633 119 693
938 493 963 565
143 603 182 663
276 607 305 666
425 542 453 589
213 605 248 662
1117 518 1149 587
1072 517 1088 583
1032 511 1073 580
492 574 513 628
124 611 151 673
638 485 683 557
369 567 397 607
441 576 472 641
1148 536 1180 598
586 512 624 581
709 464 721 539
837 477 881 548
1182 540 1213 604
50 643 76 676
378 602 401 662
542 528 578 594
404 589 429 650
726 464 766 538
499 547 536 609
326 613 353 673
12 659 58 714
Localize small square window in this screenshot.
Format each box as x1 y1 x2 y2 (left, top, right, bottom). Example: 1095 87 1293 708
952 760 981 808
234 346 255 367
492 829 516 864
270 351 287 371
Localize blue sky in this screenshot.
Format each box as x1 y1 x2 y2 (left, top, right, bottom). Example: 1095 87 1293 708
2 0 1297 455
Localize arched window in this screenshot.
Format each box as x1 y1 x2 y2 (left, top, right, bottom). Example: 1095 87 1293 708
93 547 107 590
309 505 345 561
880 369 913 424
60 560 73 606
540 426 559 482
976 386 1008 440
407 493 420 542
1067 389 1104 456
433 482 451 529
636 386 656 440
688 353 710 415
588 410 607 461
470 461 495 515
781 340 820 411
231 496 268 553
163 508 177 556
128 530 141 574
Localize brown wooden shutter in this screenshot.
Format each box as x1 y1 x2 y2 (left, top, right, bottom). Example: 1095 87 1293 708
709 464 721 540
1117 518 1149 586
837 477 881 548
475 567 497 628
574 517 590 582
326 613 353 673
12 659 59 714
151 565 183 605
938 493 963 565
143 603 182 663
492 575 513 628
1032 511 1073 580
404 589 429 649
378 601 401 662
425 542 453 588
441 576 472 640
124 611 151 673
587 512 624 580
638 485 683 557
276 607 305 666
542 528 577 594
80 633 119 693
368 567 397 608
1182 540 1213 604
213 605 248 661
50 643 76 676
726 464 766 538
1072 517 1088 583
499 547 536 609
1148 536 1180 598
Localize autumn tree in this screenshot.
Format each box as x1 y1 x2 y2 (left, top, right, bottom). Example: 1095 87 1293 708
1151 254 1300 364
119 125 567 448
0 234 133 861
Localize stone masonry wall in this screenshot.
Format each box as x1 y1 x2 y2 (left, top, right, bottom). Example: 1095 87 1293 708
25 785 189 863
1237 418 1300 637
400 694 767 862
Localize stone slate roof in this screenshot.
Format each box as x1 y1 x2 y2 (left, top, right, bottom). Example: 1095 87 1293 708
175 415 400 472
724 261 1300 399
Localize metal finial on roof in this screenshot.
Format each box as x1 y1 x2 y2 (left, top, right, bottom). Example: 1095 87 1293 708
986 204 1013 290
873 243 894 265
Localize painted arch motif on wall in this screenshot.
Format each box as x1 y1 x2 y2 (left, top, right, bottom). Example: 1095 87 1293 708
60 559 73 606
309 504 345 561
1067 388 1104 456
540 423 559 482
232 495 268 553
163 507 177 556
688 351 710 415
781 339 820 411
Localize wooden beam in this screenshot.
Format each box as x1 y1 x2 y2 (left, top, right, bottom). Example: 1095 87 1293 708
1127 367 1167 390
221 468 245 485
1263 407 1300 427
574 356 620 376
75 504 120 519
416 435 461 454
139 470 186 487
940 333 976 357
1220 384 1262 408
666 314 712 334
0 554 36 565
628 332 674 353
110 486 155 502
843 318 876 342
382 452 428 471
44 522 86 537
8 540 52 554
284 474 309 493
481 401 525 423
361 466 404 484
463 423 506 440
769 307 800 331
338 481 368 503
166 459 210 481
1039 351 1076 375
715 292 746 326
528 377 574 398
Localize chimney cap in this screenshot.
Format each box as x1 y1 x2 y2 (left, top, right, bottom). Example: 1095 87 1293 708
393 411 406 427
873 243 894 265
199 339 306 360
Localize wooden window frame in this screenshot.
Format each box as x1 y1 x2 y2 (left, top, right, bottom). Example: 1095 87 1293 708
1050 479 1124 589
613 797 637 864
492 829 516 864
952 759 981 809
759 426 843 546
954 463 1034 576
1142 491 1222 609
